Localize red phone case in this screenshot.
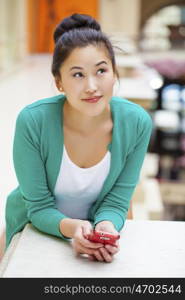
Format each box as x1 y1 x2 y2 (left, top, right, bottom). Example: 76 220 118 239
87 230 120 246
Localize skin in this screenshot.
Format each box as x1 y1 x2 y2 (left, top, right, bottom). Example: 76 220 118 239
55 44 116 133
56 44 120 262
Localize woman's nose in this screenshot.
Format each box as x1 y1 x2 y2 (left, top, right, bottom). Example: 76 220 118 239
85 78 97 93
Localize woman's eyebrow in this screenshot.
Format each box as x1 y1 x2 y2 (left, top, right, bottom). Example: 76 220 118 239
96 60 108 67
69 61 108 71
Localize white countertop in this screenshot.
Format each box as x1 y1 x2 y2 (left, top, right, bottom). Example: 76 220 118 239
0 220 185 278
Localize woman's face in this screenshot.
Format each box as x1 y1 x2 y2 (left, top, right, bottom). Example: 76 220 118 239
57 45 116 117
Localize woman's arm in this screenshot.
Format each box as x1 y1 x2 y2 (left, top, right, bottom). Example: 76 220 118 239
13 108 70 240
88 114 152 262
93 113 153 231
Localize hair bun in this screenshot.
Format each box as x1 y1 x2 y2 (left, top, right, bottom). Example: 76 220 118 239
54 13 101 44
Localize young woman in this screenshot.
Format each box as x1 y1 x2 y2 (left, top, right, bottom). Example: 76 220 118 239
5 13 152 263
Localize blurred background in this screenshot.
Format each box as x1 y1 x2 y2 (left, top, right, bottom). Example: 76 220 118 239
1 0 185 256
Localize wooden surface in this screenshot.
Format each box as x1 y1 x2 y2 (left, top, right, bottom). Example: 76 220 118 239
0 220 185 278
0 230 5 262
27 0 98 53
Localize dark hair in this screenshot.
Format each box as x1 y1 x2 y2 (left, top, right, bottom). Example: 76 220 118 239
51 13 119 79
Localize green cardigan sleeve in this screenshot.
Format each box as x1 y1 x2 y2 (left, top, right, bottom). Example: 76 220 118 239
13 108 71 241
93 112 153 231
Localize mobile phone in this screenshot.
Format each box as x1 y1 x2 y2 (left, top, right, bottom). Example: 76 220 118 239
87 230 120 246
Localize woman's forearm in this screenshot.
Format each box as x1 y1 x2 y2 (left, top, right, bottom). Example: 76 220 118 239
59 218 87 238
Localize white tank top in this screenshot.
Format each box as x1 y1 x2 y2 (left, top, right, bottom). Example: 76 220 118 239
54 145 111 219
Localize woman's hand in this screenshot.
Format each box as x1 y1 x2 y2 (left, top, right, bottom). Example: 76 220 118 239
88 220 120 263
71 220 104 259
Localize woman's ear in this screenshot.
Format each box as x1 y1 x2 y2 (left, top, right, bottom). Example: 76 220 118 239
55 77 63 92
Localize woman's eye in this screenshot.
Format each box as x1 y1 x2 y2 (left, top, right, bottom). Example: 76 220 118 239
72 69 106 78
97 68 106 74
73 72 83 78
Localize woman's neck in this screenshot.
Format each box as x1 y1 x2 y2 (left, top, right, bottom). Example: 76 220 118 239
63 100 111 135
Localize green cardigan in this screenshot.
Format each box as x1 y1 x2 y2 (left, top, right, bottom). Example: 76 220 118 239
5 95 153 248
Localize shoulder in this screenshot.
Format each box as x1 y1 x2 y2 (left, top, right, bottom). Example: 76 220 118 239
111 96 149 117
19 94 64 114
111 96 153 129
16 94 64 125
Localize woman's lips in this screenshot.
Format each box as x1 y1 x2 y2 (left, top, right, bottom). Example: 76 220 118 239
82 96 102 103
